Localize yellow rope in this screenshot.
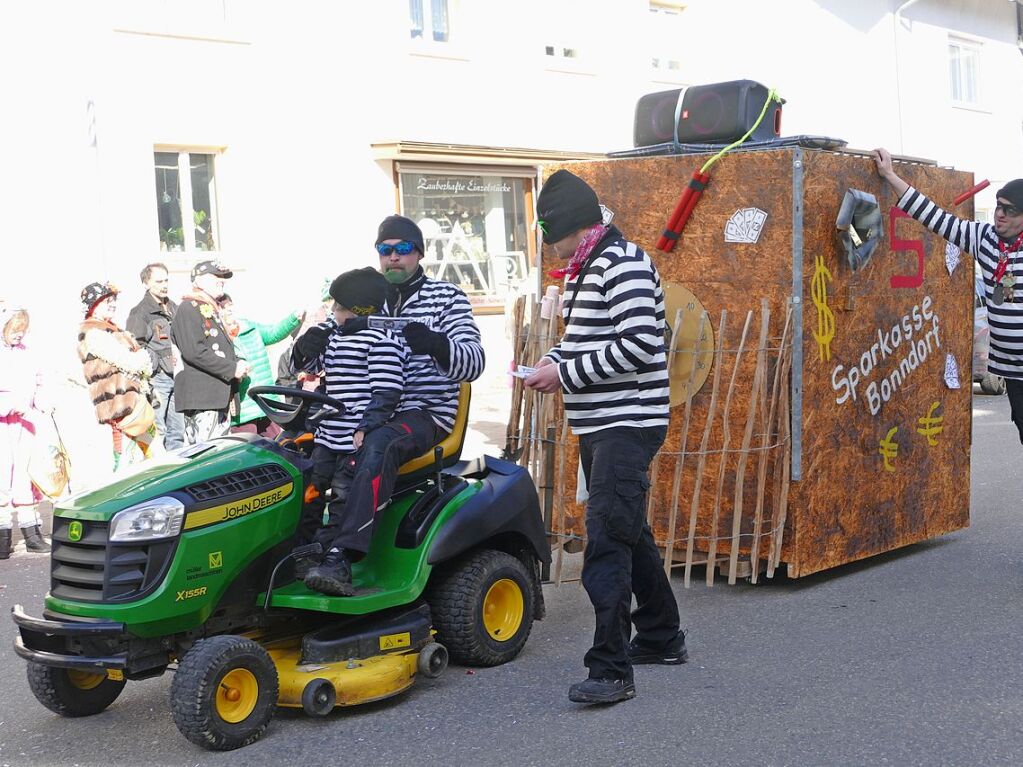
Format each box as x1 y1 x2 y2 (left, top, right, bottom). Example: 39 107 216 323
699 88 782 174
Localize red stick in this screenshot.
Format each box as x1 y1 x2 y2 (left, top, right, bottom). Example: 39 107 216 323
953 179 989 206
659 171 711 252
654 170 712 252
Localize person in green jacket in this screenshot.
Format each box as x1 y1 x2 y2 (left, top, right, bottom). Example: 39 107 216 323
218 294 304 437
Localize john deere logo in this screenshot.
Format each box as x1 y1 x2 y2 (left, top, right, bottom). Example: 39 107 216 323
208 551 223 569
67 521 83 542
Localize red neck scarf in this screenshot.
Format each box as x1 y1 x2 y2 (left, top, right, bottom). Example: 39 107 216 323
547 224 609 280
998 230 1023 255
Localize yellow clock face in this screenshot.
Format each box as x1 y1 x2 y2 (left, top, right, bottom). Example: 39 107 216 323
661 281 715 407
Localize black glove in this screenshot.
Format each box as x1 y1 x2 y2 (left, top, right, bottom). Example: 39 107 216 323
402 322 450 367
294 325 331 366
340 316 369 336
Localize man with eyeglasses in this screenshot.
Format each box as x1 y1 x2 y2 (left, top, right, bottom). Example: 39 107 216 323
291 215 484 594
875 147 1023 443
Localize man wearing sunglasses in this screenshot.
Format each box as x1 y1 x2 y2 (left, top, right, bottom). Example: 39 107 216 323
291 215 484 594
874 147 1023 443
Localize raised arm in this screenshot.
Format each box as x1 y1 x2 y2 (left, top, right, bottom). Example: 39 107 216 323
255 311 303 346
874 147 989 256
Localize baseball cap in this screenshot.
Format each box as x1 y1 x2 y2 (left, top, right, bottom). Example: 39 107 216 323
191 259 233 281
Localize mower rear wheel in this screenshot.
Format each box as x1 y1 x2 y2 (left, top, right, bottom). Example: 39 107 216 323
26 663 126 717
427 549 534 667
170 635 279 751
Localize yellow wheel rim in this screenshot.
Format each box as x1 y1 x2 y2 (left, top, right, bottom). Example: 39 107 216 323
67 670 106 690
215 668 259 724
482 578 524 642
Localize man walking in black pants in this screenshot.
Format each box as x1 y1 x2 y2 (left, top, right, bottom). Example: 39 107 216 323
525 170 685 704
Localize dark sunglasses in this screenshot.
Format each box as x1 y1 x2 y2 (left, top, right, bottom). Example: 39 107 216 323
376 240 416 257
996 202 1021 217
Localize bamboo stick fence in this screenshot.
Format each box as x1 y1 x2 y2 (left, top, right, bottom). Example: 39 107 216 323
504 292 794 587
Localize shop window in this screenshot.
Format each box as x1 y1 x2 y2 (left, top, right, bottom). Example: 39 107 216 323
410 0 450 43
400 170 532 309
154 150 219 253
948 37 980 106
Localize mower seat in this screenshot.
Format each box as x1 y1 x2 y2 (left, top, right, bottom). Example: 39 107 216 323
396 382 471 480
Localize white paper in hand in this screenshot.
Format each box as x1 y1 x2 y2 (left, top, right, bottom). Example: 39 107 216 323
511 365 538 379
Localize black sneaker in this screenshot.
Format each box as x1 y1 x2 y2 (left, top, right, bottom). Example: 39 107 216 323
293 555 319 580
568 677 636 704
627 631 688 665
305 548 356 596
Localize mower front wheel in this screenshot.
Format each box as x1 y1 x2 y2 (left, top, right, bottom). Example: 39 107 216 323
170 635 279 751
26 663 126 717
427 549 535 667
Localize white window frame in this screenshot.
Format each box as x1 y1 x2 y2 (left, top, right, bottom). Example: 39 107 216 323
408 0 473 61
153 147 222 258
648 1 686 82
948 35 982 109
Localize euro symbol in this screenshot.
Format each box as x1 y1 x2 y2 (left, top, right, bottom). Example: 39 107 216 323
916 401 944 446
811 255 835 362
878 426 899 472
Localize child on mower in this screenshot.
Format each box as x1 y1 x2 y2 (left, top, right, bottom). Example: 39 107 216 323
292 268 407 594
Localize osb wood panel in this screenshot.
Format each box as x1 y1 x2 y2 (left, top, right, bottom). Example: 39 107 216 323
542 151 795 563
790 151 972 577
540 149 972 579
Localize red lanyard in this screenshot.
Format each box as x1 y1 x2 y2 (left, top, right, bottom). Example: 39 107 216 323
994 231 1023 282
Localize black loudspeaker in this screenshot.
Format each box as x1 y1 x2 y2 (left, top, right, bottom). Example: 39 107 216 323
633 79 783 148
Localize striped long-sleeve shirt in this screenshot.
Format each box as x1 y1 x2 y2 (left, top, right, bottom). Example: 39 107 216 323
544 228 670 434
384 270 485 433
314 328 406 452
898 186 1023 380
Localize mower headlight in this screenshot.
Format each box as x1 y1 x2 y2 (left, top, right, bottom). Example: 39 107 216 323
109 497 185 542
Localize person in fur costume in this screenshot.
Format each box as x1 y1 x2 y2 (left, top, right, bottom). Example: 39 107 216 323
77 282 156 470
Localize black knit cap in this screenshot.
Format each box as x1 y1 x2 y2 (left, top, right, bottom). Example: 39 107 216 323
536 169 602 244
996 179 1023 211
376 215 425 255
329 267 389 316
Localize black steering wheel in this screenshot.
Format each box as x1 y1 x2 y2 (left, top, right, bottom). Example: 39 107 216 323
247 386 348 428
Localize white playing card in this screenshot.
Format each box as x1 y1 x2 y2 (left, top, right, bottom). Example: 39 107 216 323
944 353 961 390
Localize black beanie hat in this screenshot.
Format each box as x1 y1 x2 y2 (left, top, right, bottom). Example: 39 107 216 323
536 169 602 244
329 267 388 316
376 215 425 255
996 179 1023 211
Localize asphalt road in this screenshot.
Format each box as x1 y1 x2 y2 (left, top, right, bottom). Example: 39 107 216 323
2 390 1022 767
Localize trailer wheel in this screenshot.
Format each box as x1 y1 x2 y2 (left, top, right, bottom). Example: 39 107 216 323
170 635 278 751
426 549 534 667
26 663 126 717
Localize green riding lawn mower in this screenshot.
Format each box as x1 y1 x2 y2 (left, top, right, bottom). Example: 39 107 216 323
12 384 549 751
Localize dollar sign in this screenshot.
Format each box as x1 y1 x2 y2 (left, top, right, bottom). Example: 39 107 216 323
811 255 836 362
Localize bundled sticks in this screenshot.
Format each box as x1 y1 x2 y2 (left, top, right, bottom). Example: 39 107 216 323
504 291 796 588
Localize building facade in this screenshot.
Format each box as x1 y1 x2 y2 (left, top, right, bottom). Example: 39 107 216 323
1 0 1021 367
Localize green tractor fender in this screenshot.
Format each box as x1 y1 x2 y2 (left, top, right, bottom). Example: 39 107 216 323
426 455 550 570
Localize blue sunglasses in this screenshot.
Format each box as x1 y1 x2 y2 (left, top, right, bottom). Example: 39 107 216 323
376 240 417 257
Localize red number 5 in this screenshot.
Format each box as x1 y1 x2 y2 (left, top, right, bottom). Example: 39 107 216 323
889 207 925 289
